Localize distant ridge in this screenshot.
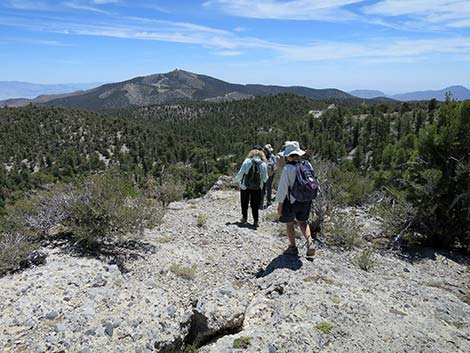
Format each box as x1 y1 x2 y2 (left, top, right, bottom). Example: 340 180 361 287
1 70 353 109
391 85 470 101
348 89 386 99
0 81 102 101
349 85 470 101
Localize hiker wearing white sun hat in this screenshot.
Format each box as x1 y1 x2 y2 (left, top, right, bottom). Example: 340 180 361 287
275 141 316 257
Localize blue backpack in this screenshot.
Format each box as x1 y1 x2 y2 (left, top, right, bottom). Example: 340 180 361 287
289 161 319 202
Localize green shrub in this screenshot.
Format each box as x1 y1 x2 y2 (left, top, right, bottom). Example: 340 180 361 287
182 344 198 353
232 337 252 349
7 171 163 252
353 246 376 271
0 199 40 275
309 159 335 227
155 179 185 207
66 172 162 249
196 213 207 227
332 167 374 205
0 231 38 275
372 189 417 248
316 321 334 334
324 211 362 250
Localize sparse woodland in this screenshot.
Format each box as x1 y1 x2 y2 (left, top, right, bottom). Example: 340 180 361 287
0 94 469 274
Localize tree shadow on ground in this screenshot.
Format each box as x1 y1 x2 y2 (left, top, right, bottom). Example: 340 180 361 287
398 246 470 266
255 254 303 278
45 233 158 272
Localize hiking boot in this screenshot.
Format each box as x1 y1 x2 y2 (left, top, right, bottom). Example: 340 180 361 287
253 221 259 228
306 245 316 257
283 245 299 256
240 217 247 224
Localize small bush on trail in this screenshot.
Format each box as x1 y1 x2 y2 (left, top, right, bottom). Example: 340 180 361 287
0 199 40 275
155 179 185 207
67 172 162 249
196 213 207 227
353 246 377 271
0 231 38 275
232 337 252 349
316 322 334 335
1 170 163 264
309 160 334 228
324 211 362 250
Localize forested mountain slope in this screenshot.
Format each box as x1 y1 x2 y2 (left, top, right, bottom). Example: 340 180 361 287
1 95 469 252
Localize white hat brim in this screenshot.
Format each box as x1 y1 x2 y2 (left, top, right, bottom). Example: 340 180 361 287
284 149 305 157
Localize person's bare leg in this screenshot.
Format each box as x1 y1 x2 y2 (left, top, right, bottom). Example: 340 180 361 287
300 221 316 256
299 221 311 242
286 222 296 246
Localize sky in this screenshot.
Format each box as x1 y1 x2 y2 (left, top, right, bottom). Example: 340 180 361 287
1 0 470 93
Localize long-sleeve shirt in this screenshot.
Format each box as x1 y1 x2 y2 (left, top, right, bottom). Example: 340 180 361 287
275 161 313 204
266 154 279 176
235 157 268 190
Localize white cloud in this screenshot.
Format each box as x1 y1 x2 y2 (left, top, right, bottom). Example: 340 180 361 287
3 12 470 64
204 0 364 21
63 1 110 13
363 0 470 28
275 37 470 62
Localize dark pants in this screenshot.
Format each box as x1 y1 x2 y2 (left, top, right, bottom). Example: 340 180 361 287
261 176 274 207
240 189 262 223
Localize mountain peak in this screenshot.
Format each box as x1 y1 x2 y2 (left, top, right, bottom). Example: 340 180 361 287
1 71 353 109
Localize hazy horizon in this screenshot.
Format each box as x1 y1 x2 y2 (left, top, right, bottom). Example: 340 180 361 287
1 1 470 92
1 73 468 97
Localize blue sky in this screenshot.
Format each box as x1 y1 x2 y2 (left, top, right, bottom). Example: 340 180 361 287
1 0 470 92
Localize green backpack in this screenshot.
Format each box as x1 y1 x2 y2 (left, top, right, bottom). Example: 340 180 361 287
243 159 261 190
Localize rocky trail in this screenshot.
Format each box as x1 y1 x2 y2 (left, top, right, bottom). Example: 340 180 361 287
1 182 469 353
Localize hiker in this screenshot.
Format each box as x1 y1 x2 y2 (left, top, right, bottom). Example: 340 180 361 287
261 144 278 209
235 148 268 228
275 141 317 256
275 140 298 171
